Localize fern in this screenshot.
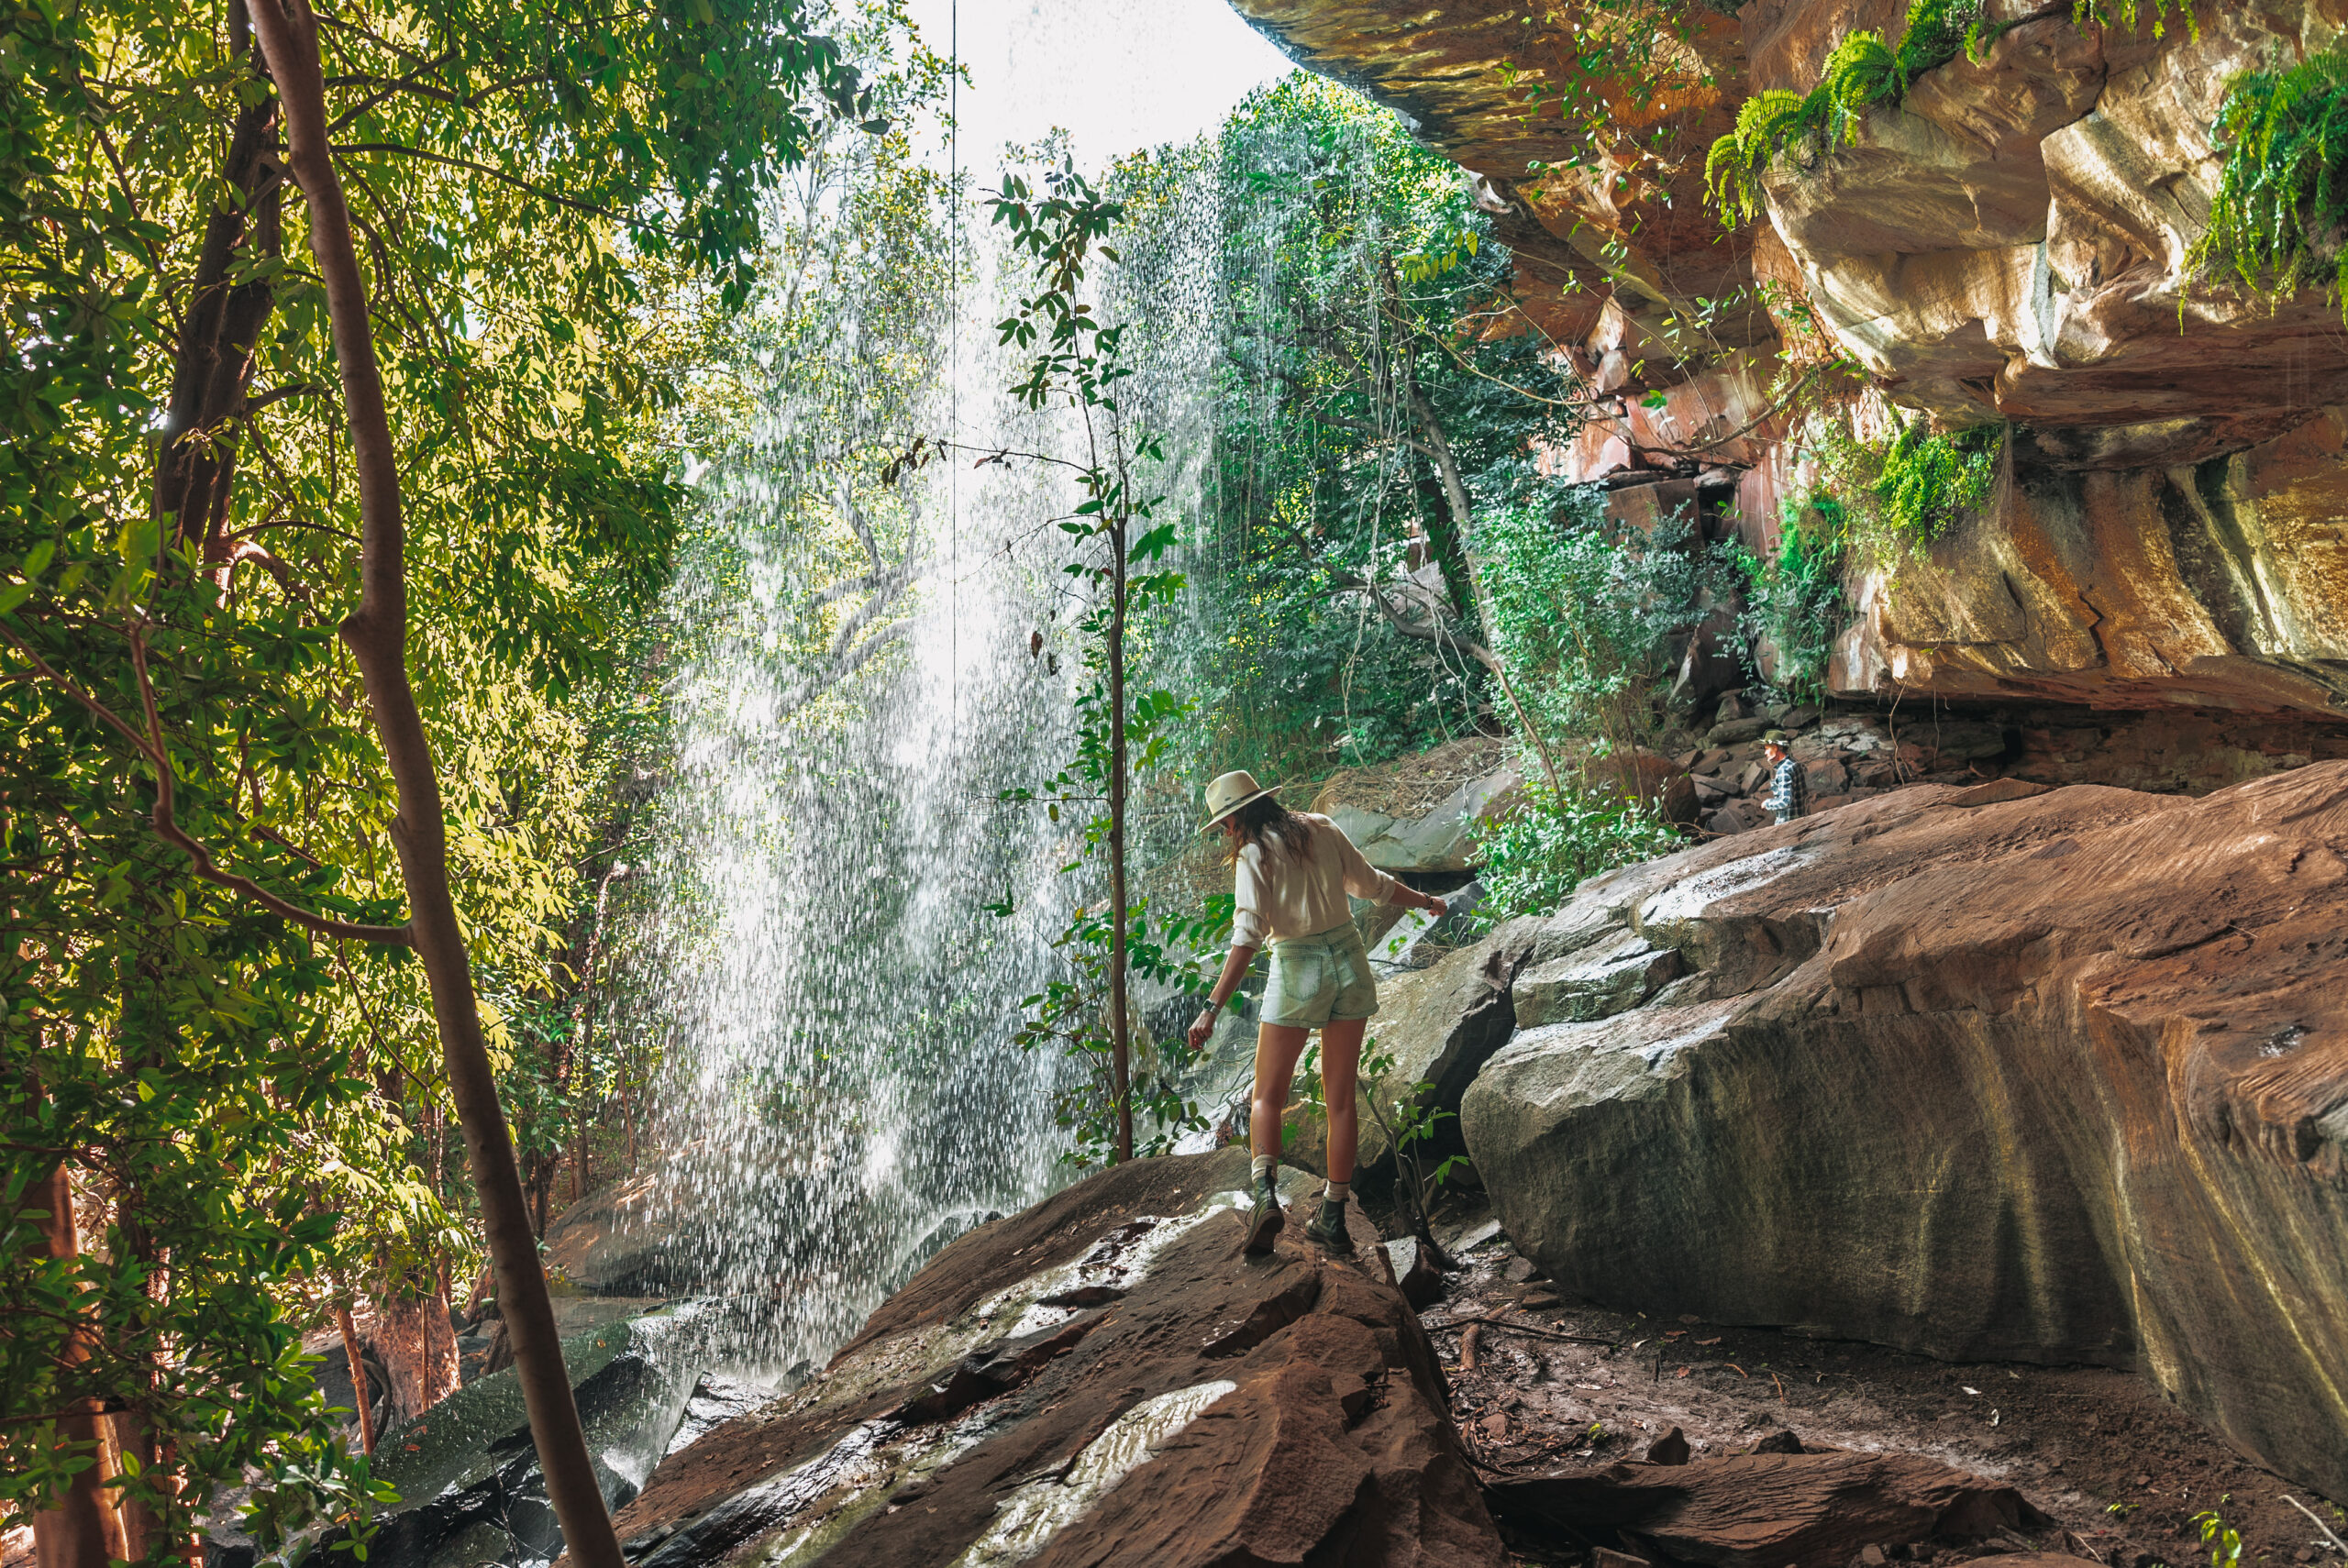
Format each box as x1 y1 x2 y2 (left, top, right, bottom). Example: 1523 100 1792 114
1708 0 2197 223
1870 423 2003 543
2188 49 2348 319
1706 1 1982 222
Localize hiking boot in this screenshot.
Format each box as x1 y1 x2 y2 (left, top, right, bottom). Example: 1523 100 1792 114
1304 1196 1353 1253
1243 1172 1284 1254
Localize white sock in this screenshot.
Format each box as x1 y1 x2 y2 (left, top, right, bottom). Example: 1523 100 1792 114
1251 1154 1276 1182
1324 1181 1350 1205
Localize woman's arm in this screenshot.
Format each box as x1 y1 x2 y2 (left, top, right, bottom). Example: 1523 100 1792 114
1188 943 1259 1050
1379 878 1448 917
1328 817 1446 916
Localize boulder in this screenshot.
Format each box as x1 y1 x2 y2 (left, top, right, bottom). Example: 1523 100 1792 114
1483 1450 2050 1568
1461 766 2348 1499
544 1173 680 1296
581 1147 1503 1568
297 1309 698 1568
1327 766 1521 874
1383 1236 1446 1309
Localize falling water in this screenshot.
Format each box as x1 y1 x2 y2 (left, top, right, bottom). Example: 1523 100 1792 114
615 142 1230 1387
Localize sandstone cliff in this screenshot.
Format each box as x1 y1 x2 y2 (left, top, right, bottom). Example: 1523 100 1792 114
1227 0 2348 719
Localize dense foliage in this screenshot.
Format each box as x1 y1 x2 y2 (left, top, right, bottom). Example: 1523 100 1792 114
1468 783 1686 929
0 0 893 1554
1727 492 1850 701
1157 75 1583 789
1479 492 1723 767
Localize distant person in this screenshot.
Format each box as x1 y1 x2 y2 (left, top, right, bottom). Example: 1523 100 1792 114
1186 771 1449 1255
1764 731 1809 823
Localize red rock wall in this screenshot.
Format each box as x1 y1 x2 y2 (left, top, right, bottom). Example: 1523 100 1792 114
1226 0 2348 721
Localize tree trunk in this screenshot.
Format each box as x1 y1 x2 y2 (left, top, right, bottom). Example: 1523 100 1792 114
244 7 623 1567
154 4 282 563
1407 453 1479 633
1394 373 1567 799
30 1165 127 1568
335 1301 377 1455
1107 510 1133 1165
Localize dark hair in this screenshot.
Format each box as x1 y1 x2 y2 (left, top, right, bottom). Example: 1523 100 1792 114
1220 793 1312 867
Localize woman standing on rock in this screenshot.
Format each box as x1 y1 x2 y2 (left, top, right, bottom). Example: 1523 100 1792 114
1187 770 1448 1255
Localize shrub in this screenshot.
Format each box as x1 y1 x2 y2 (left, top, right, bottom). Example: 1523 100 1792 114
1469 784 1686 926
1728 492 1849 700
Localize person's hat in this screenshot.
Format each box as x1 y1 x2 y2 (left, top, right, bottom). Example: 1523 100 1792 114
1763 729 1791 746
1201 769 1278 834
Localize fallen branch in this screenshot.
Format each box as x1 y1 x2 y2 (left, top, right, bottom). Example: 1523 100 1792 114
2283 1496 2348 1557
1424 1315 1620 1348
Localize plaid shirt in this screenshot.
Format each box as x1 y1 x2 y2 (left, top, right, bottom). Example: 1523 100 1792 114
1767 755 1810 823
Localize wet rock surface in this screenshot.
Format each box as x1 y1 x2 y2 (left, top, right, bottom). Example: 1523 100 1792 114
580 1147 1505 1567
1457 767 2348 1499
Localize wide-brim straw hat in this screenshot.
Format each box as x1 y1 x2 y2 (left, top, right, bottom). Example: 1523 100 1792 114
1201 769 1278 834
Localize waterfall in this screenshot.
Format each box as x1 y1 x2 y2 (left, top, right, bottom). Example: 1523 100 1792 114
614 139 1230 1386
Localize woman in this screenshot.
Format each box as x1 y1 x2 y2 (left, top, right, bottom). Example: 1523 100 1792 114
1186 770 1449 1254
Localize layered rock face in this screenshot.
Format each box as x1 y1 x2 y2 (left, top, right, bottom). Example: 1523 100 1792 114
581 1149 1503 1567
1227 0 2348 719
1456 766 2348 1499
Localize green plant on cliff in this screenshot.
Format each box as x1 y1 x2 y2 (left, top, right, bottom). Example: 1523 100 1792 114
1707 0 1986 222
1707 0 2195 223
1870 423 2004 544
1789 408 2003 556
1728 493 1850 701
2189 48 2348 320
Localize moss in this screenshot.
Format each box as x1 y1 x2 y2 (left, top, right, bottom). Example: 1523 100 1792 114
2188 48 2348 318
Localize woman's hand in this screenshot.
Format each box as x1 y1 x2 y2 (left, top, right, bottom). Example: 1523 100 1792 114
1420 889 1450 918
1187 1009 1218 1051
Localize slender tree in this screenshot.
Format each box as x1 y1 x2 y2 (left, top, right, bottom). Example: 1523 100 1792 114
991 167 1202 1164
243 5 622 1559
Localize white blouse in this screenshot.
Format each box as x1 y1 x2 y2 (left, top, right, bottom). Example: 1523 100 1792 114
1230 812 1407 948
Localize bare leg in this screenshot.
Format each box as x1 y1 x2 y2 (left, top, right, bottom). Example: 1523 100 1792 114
1319 1016 1367 1187
1249 1022 1312 1162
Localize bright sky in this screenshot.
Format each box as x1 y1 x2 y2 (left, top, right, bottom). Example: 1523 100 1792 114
899 0 1297 173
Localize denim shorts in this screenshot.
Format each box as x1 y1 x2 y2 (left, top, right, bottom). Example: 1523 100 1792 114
1262 922 1379 1028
